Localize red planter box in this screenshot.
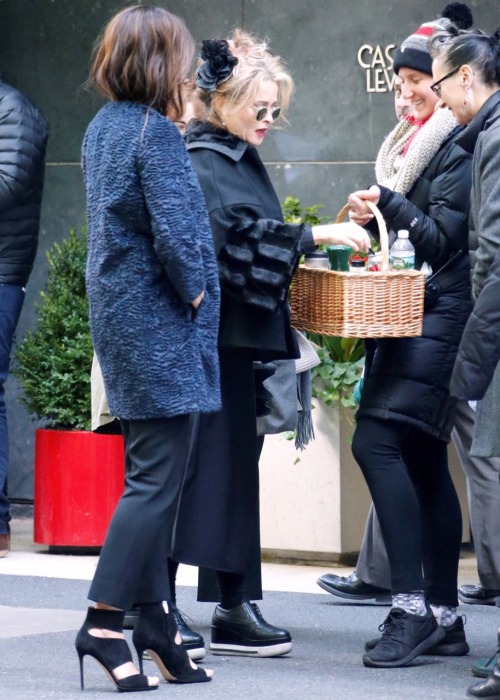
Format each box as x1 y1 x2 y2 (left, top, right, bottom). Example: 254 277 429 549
34 429 125 547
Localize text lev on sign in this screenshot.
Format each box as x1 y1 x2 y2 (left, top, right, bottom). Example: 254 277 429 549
358 44 396 92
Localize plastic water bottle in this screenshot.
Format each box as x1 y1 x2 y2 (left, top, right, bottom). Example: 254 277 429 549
389 230 415 269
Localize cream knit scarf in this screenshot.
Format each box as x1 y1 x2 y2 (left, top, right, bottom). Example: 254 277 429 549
375 108 458 195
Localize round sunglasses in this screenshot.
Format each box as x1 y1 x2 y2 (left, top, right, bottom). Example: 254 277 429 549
254 106 281 122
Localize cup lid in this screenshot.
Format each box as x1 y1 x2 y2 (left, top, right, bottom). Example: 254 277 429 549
304 251 328 258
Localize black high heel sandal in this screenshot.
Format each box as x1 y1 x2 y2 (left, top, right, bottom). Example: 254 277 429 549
133 601 212 684
75 607 158 692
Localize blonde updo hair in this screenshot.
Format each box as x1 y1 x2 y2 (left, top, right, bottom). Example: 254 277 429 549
198 29 293 126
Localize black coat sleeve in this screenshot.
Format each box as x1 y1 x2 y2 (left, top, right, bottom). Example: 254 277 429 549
210 204 304 311
376 142 472 269
450 245 500 400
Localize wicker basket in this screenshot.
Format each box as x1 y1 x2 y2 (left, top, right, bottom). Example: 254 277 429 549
290 201 425 338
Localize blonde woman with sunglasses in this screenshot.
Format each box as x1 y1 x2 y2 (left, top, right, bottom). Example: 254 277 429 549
169 29 370 658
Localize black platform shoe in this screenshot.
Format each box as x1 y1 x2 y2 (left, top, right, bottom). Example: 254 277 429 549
210 601 292 657
172 605 206 661
75 607 158 692
133 601 211 683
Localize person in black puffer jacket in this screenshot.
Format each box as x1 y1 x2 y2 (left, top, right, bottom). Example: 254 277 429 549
0 79 49 558
347 12 473 669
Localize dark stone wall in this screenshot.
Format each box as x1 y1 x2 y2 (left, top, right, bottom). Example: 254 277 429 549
0 0 496 499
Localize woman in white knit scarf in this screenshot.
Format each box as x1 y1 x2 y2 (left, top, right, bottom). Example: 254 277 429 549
375 104 457 198
346 6 474 671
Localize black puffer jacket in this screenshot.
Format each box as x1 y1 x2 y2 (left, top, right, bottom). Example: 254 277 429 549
357 127 473 441
0 81 49 285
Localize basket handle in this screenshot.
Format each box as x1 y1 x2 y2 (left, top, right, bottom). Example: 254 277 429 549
336 200 389 271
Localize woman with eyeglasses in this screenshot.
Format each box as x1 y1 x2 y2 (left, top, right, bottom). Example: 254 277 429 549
429 25 500 700
168 29 370 658
346 4 475 669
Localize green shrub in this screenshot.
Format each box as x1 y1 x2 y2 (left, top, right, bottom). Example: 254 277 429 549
282 196 329 228
13 226 92 430
307 335 365 408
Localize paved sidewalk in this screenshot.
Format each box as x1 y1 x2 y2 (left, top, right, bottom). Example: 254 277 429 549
0 518 497 699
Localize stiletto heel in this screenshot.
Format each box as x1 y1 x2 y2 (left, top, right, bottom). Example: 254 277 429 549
75 607 159 692
133 601 212 684
77 650 85 690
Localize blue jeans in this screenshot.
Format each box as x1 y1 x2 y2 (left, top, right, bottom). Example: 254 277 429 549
0 284 25 534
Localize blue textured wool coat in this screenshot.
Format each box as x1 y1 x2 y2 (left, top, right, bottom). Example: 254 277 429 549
82 102 221 420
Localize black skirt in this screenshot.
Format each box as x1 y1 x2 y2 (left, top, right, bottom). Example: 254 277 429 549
172 346 263 600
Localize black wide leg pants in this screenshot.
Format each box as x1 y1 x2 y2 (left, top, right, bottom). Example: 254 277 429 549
88 414 191 610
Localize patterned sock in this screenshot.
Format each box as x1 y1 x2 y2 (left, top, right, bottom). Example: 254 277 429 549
430 604 457 627
392 592 427 616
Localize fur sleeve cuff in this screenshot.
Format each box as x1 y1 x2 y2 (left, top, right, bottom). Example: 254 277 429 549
218 217 302 312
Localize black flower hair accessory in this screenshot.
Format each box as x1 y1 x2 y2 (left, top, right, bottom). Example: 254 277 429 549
196 39 238 93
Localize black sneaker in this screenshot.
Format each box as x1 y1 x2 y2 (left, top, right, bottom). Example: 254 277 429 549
210 601 292 657
362 606 445 668
365 615 469 656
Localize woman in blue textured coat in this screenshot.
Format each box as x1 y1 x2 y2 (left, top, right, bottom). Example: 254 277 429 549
75 6 218 692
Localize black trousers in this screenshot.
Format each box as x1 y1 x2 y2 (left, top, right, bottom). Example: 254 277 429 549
352 417 461 607
88 414 191 610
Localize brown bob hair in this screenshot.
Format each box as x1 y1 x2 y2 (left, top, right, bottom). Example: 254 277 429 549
90 5 195 121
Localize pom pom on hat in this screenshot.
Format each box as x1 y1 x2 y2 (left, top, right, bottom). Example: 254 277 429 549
393 2 473 76
442 3 473 29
